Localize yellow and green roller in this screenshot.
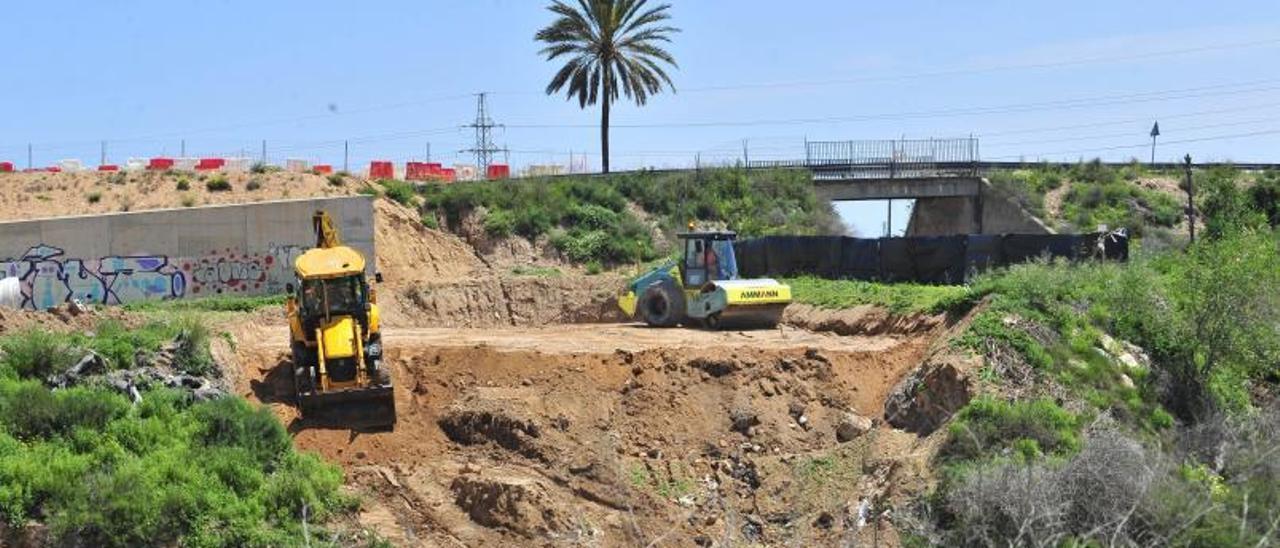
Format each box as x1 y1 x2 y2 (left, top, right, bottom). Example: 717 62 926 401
617 231 791 329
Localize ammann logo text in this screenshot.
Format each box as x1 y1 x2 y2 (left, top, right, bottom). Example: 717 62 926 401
740 289 780 299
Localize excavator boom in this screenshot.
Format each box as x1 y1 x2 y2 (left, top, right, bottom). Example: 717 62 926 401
313 211 342 249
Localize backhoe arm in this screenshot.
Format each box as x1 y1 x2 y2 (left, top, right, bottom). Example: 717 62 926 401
312 211 342 249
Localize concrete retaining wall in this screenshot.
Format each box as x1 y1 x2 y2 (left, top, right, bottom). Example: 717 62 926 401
0 196 374 310
906 179 1052 236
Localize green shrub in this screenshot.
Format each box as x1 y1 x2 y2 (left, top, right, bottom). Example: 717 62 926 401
786 276 973 315
175 178 190 191
245 178 262 191
124 294 285 313
357 186 381 197
326 173 345 187
945 397 1081 461
191 398 291 467
421 211 439 229
379 179 416 206
0 329 79 379
585 260 603 275
483 209 516 237
180 194 196 207
86 191 102 204
205 176 232 192
249 162 269 174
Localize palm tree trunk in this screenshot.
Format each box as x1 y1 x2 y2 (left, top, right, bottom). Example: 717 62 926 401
601 95 611 174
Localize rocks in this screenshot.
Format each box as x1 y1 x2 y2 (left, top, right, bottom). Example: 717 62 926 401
884 357 973 435
836 412 874 442
729 407 760 435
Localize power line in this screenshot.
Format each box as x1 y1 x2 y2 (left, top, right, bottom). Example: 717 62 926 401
503 79 1280 130
987 128 1280 160
984 116 1280 148
462 93 509 173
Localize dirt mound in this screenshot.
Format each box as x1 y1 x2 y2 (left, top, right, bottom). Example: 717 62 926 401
231 316 944 546
0 303 135 335
382 274 628 328
783 303 944 336
373 199 482 285
0 171 363 221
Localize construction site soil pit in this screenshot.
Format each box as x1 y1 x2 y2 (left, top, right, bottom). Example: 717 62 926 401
230 317 949 546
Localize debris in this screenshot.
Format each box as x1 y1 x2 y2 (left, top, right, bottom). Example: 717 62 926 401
836 412 873 442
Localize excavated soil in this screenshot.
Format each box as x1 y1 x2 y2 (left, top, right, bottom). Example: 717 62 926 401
229 317 955 546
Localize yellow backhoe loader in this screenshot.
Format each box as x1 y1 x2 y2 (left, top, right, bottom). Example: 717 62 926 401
286 211 395 426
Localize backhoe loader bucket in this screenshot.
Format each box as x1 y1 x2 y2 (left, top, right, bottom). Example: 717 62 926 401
297 385 397 429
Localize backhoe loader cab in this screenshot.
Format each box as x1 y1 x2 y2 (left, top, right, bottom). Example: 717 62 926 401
286 211 394 426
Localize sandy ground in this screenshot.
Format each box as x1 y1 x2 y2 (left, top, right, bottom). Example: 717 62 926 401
226 316 945 547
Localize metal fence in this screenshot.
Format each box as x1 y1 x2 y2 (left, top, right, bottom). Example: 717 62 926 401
749 138 981 179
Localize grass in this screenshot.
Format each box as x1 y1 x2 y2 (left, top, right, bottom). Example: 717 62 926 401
123 294 286 314
378 179 416 206
784 276 973 315
986 160 1184 236
943 397 1082 462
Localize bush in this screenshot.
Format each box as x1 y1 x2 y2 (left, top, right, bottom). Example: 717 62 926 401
0 329 79 379
205 176 232 192
327 173 345 187
417 168 840 266
180 194 196 207
86 191 102 204
250 162 269 174
421 211 439 229
483 209 516 238
357 186 381 197
175 178 190 191
379 179 416 206
944 397 1081 461
245 178 262 191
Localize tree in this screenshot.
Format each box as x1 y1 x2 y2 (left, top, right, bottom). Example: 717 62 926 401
535 0 679 173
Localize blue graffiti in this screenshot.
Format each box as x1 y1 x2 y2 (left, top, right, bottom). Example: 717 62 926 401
0 245 186 310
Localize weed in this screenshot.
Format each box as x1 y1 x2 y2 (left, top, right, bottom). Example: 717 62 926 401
327 173 345 187
205 176 232 192
175 178 190 191
786 276 973 315
245 178 262 191
511 265 562 277
86 191 102 204
378 179 416 206
180 194 196 208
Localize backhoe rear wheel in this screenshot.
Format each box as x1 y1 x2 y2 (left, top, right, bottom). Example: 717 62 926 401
639 280 685 327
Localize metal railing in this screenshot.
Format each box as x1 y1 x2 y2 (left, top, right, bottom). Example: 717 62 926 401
749 137 981 179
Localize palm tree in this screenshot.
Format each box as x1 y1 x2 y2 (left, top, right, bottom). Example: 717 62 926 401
535 0 679 173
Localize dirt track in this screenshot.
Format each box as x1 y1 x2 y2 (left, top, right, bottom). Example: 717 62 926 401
229 318 944 546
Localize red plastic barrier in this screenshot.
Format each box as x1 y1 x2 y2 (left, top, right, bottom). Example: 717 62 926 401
46 166 62 173
195 158 226 170
406 161 438 181
487 164 510 180
97 165 120 172
0 161 12 172
440 168 456 183
369 161 394 180
148 157 175 170
312 164 333 175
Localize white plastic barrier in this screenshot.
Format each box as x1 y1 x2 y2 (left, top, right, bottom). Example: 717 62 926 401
174 158 198 171
0 277 19 309
285 159 309 173
124 158 148 172
454 164 479 181
58 159 85 172
223 158 251 173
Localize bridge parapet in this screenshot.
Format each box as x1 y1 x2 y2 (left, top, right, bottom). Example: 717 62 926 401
750 138 980 179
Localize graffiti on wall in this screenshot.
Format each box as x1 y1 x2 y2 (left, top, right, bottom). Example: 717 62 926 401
0 243 309 310
0 245 185 310
180 243 305 296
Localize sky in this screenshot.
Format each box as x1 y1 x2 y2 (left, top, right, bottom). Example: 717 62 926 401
2 1 1279 236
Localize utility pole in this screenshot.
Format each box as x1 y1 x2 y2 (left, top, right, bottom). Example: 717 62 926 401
343 140 349 172
1184 154 1195 244
1149 122 1160 165
260 140 267 164
100 141 106 166
27 143 32 170
462 92 507 178
426 142 431 163
180 139 186 157
743 139 749 168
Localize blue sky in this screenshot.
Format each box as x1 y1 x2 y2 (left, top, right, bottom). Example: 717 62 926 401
2 1 1278 235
